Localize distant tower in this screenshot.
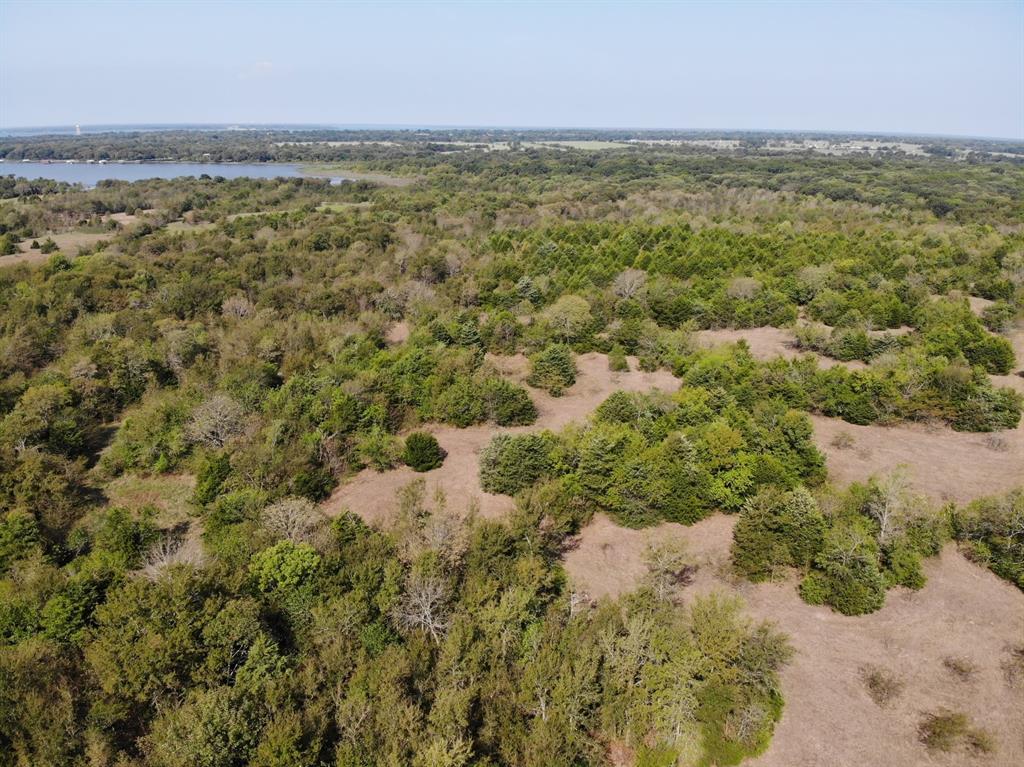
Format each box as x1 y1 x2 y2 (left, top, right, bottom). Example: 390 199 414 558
75 124 81 136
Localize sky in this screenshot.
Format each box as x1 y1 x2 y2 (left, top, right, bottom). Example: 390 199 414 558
1 0 1021 138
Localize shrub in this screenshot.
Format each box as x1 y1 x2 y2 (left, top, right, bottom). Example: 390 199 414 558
953 489 1024 589
479 433 554 495
860 665 903 706
434 376 487 427
918 710 993 754
482 378 537 426
732 487 826 581
803 519 887 615
193 451 232 505
798 571 828 605
250 540 321 594
881 543 925 589
608 344 629 372
403 432 445 472
942 655 978 681
527 344 576 396
357 428 402 471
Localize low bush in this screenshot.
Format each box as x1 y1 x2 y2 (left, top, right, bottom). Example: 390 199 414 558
403 432 445 472
527 344 576 396
918 709 994 754
860 665 904 706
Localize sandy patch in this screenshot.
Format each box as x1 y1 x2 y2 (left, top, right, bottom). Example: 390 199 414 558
386 320 410 345
967 295 995 317
811 414 1024 505
564 514 1024 767
322 353 681 525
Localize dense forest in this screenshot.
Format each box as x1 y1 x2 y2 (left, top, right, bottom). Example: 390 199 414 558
1 133 1022 766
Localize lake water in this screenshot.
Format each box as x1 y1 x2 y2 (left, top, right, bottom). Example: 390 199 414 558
0 161 345 187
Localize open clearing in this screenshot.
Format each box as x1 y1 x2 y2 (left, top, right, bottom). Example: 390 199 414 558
2 230 112 267
810 414 1024 505
323 340 1024 764
322 352 679 524
694 326 866 370
103 473 196 528
564 513 1024 767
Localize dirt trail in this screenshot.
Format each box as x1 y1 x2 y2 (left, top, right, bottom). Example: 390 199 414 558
321 353 680 524
564 513 1024 767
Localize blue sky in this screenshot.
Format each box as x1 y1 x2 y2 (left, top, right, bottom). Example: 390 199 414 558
1 1 1021 138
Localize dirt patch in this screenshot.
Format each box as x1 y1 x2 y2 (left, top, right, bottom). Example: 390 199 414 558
562 512 736 601
386 320 410 345
322 353 681 525
811 414 1023 505
564 513 1024 767
967 295 995 317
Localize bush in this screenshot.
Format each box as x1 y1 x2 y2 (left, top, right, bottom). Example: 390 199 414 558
403 432 445 472
953 489 1024 589
483 378 537 426
527 344 576 396
860 665 903 706
193 451 232 505
732 487 826 581
434 376 487 427
802 519 887 615
608 344 629 372
250 540 321 594
479 433 554 495
918 710 993 754
798 571 829 605
357 428 402 471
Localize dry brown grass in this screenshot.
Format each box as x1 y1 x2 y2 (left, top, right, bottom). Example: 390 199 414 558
943 655 980 682
694 326 866 370
564 513 1024 767
322 353 680 525
810 414 1024 505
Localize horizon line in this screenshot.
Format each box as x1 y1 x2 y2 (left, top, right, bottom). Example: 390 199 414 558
0 122 1021 143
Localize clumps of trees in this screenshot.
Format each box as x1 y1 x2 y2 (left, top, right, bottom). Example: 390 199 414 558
527 343 576 395
731 472 949 615
677 342 1021 432
732 487 826 581
480 388 825 528
402 431 445 472
479 432 556 495
953 488 1023 589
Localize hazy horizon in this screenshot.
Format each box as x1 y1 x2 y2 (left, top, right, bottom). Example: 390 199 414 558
1 122 1022 142
1 1 1022 140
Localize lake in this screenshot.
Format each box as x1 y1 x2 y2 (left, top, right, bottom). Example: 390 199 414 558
0 161 346 187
